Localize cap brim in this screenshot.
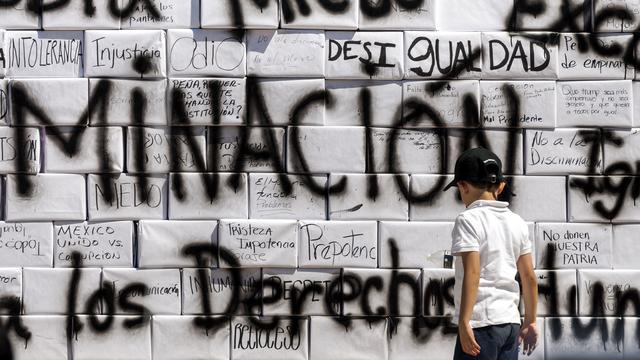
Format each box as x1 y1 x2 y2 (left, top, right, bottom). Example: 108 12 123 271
442 178 458 191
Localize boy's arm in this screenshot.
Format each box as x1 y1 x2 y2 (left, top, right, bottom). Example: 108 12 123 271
517 253 538 325
460 251 481 324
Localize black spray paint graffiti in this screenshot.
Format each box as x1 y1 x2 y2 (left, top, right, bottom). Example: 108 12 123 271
0 0 162 19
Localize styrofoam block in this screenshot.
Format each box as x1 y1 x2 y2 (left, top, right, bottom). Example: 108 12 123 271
604 128 640 169
480 81 556 128
328 174 409 220
0 2 39 29
45 126 123 173
624 317 640 359
88 174 166 221
251 78 325 126
567 175 640 223
545 317 622 359
280 0 358 29
231 316 309 360
262 268 340 316
536 223 612 269
448 129 523 174
402 80 479 128
5 31 83 77
247 30 325 77
248 173 327 220
208 127 285 172
515 0 587 31
73 315 151 360
166 29 245 77
482 32 558 79
22 267 100 314
556 80 633 127
594 0 640 32
10 79 88 126
287 126 366 173
84 30 167 78
5 316 67 360
42 0 120 29
525 128 602 174
370 127 442 173
409 174 465 221
577 269 640 315
558 33 634 79
507 175 567 222
298 220 378 268
0 127 40 173
0 268 21 314
422 269 455 316
634 81 640 124
218 219 298 268
152 315 230 360
103 268 181 315
182 268 262 315
168 172 248 219
612 225 640 269
436 0 511 31
387 316 457 360
359 0 435 30
6 174 86 221
0 222 53 267
521 270 577 316
168 78 245 125
126 126 206 173
201 0 279 29
0 79 7 123
89 78 167 126
0 32 5 78
310 316 388 360
138 220 217 268
121 0 199 29
325 31 404 79
379 221 454 269
404 31 481 80
54 221 134 267
325 80 401 126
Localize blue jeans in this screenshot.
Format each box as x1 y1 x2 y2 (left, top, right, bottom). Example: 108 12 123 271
453 323 520 360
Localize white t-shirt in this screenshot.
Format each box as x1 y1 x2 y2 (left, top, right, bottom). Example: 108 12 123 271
450 199 531 328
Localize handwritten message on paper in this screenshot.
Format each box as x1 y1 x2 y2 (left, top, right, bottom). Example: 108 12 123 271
526 129 602 174
537 223 612 269
481 81 556 128
557 80 632 127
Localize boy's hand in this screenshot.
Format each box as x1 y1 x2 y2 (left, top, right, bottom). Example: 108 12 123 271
518 322 539 355
459 322 481 356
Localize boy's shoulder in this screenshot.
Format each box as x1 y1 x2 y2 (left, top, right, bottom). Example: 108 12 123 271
457 201 527 227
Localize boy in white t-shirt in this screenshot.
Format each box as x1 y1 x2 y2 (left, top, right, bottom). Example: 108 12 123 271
443 147 539 360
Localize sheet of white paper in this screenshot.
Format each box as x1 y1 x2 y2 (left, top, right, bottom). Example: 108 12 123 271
482 32 558 79
231 316 309 360
556 80 633 127
507 175 567 222
545 317 623 359
201 0 279 29
287 126 366 173
120 0 199 29
152 315 230 360
73 315 152 360
403 80 479 127
126 126 206 173
0 2 39 29
103 268 181 314
6 174 86 221
280 0 358 29
577 269 640 315
410 175 465 221
328 174 409 220
251 78 325 126
309 316 388 360
22 268 100 314
168 78 245 125
370 127 443 173
378 221 454 269
0 222 53 267
387 316 457 360
168 172 248 219
89 79 167 126
247 30 325 77
612 225 640 269
0 268 21 314
5 31 83 77
515 0 587 31
594 0 640 32
360 0 435 30
526 270 577 316
422 269 455 316
54 221 134 267
182 268 262 315
436 0 512 31
448 129 523 174
480 81 556 128
525 128 602 175
42 0 120 29
558 33 634 79
45 127 123 173
248 173 327 220
567 175 640 222
209 127 285 172
0 127 40 173
535 223 612 269
10 78 88 126
325 80 401 127
88 174 167 221
6 316 68 360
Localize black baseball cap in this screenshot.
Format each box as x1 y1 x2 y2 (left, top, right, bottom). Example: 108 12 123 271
442 147 505 191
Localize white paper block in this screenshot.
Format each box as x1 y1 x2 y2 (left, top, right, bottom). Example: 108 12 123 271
328 174 409 220
45 127 123 173
422 269 455 316
387 316 457 360
182 268 262 315
604 129 640 169
436 0 511 31
624 317 640 358
0 268 21 314
567 175 640 223
370 127 442 173
536 223 612 269
73 315 151 360
208 127 285 172
103 268 180 315
5 31 83 77
247 30 325 77
0 2 39 29
10 79 88 126
594 0 640 32
248 173 327 220
379 222 454 269
558 33 634 79
298 220 378 268
287 126 366 173
166 29 245 77
120 0 199 29
517 318 545 360
310 317 388 360
482 32 558 79
5 316 67 360
359 0 435 30
409 174 465 221
634 82 640 124
90 79 167 126
280 0 358 29
525 128 602 174
0 222 53 267
448 129 524 174
6 174 86 221
262 268 341 316
0 79 8 123
480 81 557 128
201 0 279 29
42 0 120 29
168 172 248 219
126 126 206 173
54 221 133 268
84 30 166 78
88 174 166 221
403 80 479 127
22 268 100 314
138 220 217 268
325 80 401 126
523 270 577 316
152 315 230 360
404 31 481 80
231 316 309 360
251 78 324 126
168 78 245 125
507 175 567 222
577 270 640 315
545 317 623 359
612 225 640 269
0 127 40 173
515 0 587 30
556 80 633 127
0 32 5 78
